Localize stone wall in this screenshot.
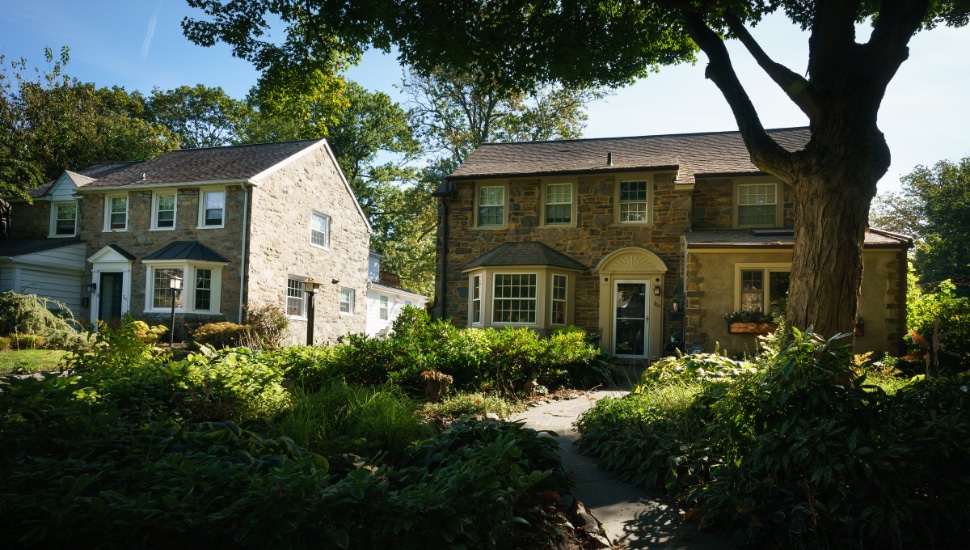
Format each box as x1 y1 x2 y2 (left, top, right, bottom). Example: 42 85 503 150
246 145 370 344
438 171 690 335
690 178 796 228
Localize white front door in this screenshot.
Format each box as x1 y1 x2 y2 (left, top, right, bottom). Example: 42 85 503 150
613 280 649 358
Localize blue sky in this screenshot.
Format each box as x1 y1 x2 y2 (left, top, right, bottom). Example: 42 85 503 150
3 0 969 195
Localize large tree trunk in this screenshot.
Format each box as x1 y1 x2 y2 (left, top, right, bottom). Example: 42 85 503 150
786 125 887 336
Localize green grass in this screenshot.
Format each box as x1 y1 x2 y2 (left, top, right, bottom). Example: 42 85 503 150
0 349 69 373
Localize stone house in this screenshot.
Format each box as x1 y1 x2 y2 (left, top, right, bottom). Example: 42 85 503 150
433 127 912 360
4 140 372 345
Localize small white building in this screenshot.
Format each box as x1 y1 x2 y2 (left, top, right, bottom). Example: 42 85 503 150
365 251 427 337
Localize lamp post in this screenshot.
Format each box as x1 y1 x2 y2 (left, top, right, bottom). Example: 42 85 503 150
304 278 321 346
169 272 182 347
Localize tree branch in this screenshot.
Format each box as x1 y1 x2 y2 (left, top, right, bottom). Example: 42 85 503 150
681 11 797 181
724 14 820 120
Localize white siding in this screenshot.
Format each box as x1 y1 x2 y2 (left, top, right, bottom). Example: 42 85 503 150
0 264 12 290
365 285 428 337
4 243 87 317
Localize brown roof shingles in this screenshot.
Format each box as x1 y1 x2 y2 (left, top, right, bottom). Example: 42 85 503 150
448 127 811 184
460 242 588 271
82 140 323 189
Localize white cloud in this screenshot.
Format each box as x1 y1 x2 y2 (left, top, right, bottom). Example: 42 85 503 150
141 11 159 60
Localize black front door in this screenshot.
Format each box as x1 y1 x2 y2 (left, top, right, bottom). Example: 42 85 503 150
98 272 124 328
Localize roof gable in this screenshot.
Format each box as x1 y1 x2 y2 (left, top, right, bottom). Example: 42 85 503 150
460 242 587 271
448 127 811 185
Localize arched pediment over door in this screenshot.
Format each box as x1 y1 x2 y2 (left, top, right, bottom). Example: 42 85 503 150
595 247 668 360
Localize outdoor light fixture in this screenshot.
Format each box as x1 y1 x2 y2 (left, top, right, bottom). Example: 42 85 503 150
331 278 340 285
86 282 97 294
653 287 661 296
168 273 182 347
304 278 322 346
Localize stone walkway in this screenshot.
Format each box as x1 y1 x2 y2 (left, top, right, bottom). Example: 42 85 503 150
513 390 735 549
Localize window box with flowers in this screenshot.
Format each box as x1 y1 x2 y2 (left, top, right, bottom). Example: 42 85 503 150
725 310 778 334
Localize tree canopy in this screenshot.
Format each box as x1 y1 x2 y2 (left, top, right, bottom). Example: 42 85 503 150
146 84 251 149
184 0 969 337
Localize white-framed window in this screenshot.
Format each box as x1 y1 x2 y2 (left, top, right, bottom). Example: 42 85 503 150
618 180 649 223
544 182 573 225
144 264 224 314
735 264 791 314
152 191 177 230
737 182 778 227
311 211 331 249
199 189 226 228
286 277 306 318
340 288 355 314
471 274 482 325
49 201 78 237
551 274 567 325
492 273 537 324
104 195 128 231
379 295 389 320
477 185 505 227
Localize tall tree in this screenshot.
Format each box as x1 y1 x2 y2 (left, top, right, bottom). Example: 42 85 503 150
146 84 252 149
403 66 605 165
184 0 970 338
1 47 175 193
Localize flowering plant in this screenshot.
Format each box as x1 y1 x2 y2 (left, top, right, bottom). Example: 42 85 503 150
420 370 454 384
724 310 774 324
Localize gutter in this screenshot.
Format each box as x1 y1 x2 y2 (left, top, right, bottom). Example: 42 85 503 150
238 181 250 324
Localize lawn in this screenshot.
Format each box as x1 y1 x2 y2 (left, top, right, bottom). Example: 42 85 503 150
0 349 68 373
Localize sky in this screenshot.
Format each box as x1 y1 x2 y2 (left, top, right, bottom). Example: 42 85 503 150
2 0 969 195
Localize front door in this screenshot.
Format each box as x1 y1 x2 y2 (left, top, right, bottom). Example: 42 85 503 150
614 281 649 358
98 272 124 329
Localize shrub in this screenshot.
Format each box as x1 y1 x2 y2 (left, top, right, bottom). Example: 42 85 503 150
191 321 246 349
242 300 289 350
0 291 81 348
0 336 9 351
907 279 970 373
633 352 756 392
416 392 520 420
7 333 46 349
129 319 168 344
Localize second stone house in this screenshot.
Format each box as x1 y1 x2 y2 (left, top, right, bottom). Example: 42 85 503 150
18 139 372 345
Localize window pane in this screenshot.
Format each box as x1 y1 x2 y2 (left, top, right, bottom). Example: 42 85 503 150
479 187 504 226
551 274 567 325
546 183 571 224
156 194 175 228
55 203 77 235
153 268 183 309
340 288 354 314
379 295 389 320
492 274 537 324
619 181 648 222
195 269 212 311
472 275 481 324
769 271 790 313
204 191 225 226
738 184 777 225
287 278 305 317
311 213 330 247
110 197 127 229
740 270 764 312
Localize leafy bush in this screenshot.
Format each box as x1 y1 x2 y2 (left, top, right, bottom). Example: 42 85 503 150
0 336 9 351
7 333 46 349
633 352 756 392
191 321 246 349
416 392 520 420
241 300 289 350
579 329 970 548
907 279 970 373
129 319 168 344
0 291 81 348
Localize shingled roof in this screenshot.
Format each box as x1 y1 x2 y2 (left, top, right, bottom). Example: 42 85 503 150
81 140 323 189
448 127 811 185
143 241 230 263
460 242 587 271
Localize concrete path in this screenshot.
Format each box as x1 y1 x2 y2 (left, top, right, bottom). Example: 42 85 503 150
513 390 735 549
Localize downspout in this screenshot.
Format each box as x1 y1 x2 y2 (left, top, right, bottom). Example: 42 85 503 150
238 181 250 324
431 179 453 319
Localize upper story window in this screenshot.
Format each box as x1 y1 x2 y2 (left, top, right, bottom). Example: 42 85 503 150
737 183 778 227
104 195 128 231
492 273 537 324
544 182 573 225
618 180 649 223
477 185 505 227
286 277 306 318
50 201 77 237
340 288 355 314
199 189 225 228
152 192 177 230
311 212 331 248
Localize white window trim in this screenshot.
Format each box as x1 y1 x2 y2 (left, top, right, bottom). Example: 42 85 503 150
103 194 129 232
613 172 654 225
734 180 783 228
475 183 508 229
379 295 389 320
311 211 331 250
471 274 483 326
286 276 308 320
151 191 178 231
198 188 226 229
733 263 791 312
491 272 539 326
49 201 78 238
340 287 355 315
143 262 224 315
542 181 576 227
550 273 568 326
